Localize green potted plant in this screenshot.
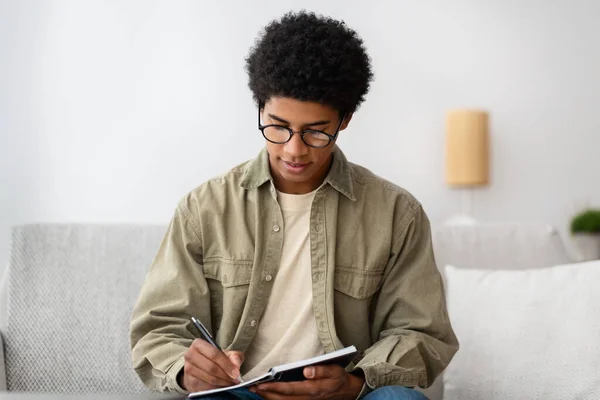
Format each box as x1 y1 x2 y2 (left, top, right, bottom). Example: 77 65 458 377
570 209 600 261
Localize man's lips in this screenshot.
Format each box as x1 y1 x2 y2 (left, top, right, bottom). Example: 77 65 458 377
282 160 311 173
283 161 310 167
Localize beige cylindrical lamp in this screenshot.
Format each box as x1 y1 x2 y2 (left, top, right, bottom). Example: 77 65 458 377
445 109 490 187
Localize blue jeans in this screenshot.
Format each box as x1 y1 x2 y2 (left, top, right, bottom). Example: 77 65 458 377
200 386 428 399
363 386 428 399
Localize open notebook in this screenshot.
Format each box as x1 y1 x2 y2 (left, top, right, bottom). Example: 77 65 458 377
188 345 358 398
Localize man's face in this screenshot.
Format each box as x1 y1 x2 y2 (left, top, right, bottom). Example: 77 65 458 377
261 97 351 194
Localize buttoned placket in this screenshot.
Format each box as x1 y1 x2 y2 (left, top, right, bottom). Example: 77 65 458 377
232 182 284 351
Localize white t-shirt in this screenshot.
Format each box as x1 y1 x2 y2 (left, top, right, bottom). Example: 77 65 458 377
241 189 324 379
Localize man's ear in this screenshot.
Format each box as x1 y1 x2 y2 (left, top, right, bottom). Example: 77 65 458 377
340 113 354 131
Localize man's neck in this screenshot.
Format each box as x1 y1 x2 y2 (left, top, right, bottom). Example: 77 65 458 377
272 177 323 195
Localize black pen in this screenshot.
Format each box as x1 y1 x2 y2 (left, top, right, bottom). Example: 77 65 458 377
190 316 244 383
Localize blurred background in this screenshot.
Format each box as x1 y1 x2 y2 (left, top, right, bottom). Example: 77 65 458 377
1 0 600 273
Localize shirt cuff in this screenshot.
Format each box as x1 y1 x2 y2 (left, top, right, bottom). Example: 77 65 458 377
351 367 375 399
355 382 374 400
167 357 189 395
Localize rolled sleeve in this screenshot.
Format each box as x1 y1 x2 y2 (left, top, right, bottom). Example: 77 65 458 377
353 205 459 393
130 198 210 393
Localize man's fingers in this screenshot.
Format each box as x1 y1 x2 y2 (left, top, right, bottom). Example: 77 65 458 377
225 350 245 369
181 373 203 392
304 364 346 380
255 390 305 400
192 339 241 379
184 351 236 386
183 359 233 388
253 382 313 400
257 379 328 396
185 344 238 385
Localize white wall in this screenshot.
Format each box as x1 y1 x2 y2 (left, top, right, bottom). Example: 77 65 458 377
2 0 600 272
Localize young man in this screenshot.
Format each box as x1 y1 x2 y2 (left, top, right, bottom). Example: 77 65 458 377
130 11 458 400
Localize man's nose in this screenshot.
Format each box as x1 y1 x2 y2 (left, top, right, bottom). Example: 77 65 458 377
283 131 309 157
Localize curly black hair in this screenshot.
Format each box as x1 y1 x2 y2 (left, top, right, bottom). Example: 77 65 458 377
246 11 373 114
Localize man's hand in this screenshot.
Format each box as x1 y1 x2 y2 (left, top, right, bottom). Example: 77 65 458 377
178 338 244 392
250 364 365 400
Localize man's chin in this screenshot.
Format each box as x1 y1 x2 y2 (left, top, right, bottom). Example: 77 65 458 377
279 171 310 182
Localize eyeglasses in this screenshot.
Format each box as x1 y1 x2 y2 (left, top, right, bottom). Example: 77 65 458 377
258 105 346 148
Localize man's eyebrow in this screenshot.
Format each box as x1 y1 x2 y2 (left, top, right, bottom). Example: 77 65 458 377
267 113 330 127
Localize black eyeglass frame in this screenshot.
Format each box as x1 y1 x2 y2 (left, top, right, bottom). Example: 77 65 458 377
257 104 346 148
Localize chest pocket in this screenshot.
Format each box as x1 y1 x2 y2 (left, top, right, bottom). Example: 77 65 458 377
334 266 384 300
202 259 253 287
201 259 253 341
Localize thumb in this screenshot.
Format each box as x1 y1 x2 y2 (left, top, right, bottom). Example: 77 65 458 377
226 351 245 368
304 365 344 380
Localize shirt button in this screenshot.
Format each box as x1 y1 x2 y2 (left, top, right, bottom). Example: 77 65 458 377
273 225 280 232
265 274 273 282
250 320 257 327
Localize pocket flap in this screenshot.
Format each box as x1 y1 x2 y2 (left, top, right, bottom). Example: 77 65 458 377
203 259 253 287
334 266 383 300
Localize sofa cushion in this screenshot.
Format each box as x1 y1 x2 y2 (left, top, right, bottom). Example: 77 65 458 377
421 223 573 400
4 224 167 393
442 261 600 400
432 223 572 273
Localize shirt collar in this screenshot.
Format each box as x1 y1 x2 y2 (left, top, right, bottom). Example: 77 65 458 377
240 145 356 201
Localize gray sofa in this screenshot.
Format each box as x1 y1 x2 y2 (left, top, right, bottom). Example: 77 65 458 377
0 222 573 396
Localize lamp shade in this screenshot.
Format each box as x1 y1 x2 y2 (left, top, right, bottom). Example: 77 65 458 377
445 109 489 186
